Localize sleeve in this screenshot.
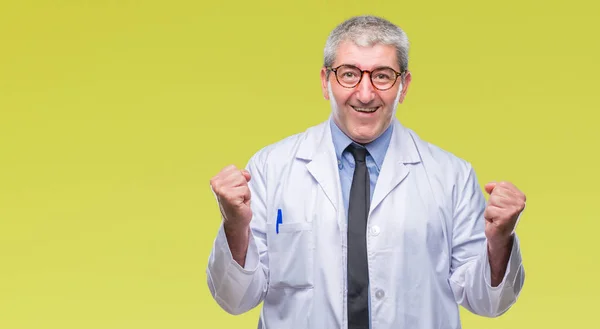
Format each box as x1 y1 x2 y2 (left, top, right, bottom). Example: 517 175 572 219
205 152 270 315
448 164 525 317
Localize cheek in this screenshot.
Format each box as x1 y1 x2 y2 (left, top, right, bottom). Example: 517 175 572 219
328 83 346 111
390 94 402 107
384 85 403 107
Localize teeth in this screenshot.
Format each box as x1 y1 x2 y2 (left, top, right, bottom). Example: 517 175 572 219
353 107 378 113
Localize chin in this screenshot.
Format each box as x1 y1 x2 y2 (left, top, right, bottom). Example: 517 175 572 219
353 119 392 142
349 128 378 144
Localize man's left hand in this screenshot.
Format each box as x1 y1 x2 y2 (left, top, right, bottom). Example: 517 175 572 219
484 181 526 247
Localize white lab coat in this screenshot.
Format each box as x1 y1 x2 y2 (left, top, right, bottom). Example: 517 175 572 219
206 118 524 329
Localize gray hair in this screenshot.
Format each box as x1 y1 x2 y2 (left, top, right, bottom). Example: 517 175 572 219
323 15 409 77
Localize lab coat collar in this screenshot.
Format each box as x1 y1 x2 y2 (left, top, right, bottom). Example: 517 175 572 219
369 118 422 213
296 117 422 213
298 119 343 211
296 117 420 164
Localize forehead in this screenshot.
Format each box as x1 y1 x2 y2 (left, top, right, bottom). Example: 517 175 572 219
334 40 399 71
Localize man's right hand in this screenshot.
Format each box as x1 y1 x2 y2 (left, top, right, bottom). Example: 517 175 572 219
210 165 253 230
210 165 253 267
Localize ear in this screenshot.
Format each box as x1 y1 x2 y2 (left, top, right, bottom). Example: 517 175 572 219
398 70 412 104
320 67 330 100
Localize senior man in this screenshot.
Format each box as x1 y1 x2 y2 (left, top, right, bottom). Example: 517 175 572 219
207 15 526 329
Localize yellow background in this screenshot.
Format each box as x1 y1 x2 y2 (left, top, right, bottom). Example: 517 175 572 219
1 0 598 328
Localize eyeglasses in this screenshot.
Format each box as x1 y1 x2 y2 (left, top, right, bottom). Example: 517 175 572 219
326 64 404 91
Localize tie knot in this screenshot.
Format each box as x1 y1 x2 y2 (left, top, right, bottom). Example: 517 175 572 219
347 144 368 163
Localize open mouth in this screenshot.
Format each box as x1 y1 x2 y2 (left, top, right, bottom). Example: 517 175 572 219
351 106 380 113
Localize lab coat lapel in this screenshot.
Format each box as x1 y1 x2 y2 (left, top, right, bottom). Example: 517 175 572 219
297 122 341 212
370 119 422 215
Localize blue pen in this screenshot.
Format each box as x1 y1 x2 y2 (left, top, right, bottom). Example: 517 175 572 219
276 209 282 234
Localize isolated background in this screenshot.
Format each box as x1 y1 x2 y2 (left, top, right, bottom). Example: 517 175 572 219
1 0 599 328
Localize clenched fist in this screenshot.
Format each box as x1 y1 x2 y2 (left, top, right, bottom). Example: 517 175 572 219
484 181 526 246
210 165 253 230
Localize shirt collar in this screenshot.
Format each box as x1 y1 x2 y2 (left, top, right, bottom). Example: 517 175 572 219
329 116 393 170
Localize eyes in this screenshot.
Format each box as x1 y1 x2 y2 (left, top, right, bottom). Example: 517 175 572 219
344 71 390 78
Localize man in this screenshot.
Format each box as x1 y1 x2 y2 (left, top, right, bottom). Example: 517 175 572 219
207 15 526 329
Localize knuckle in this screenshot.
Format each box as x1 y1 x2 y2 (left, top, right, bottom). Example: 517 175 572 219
224 164 237 171
219 165 234 176
213 186 224 196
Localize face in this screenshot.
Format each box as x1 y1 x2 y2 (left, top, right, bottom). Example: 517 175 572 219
321 41 412 144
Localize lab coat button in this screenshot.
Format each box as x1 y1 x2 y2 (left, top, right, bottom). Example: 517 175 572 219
375 289 385 299
370 225 380 236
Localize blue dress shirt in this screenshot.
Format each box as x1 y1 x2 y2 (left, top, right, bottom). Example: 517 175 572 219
329 117 394 215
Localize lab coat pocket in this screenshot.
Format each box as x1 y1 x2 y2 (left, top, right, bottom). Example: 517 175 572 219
269 221 314 289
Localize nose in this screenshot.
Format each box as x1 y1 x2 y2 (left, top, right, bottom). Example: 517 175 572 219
355 72 376 104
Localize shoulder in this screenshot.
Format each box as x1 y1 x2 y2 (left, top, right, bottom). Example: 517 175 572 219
246 120 327 171
402 125 483 214
404 125 475 184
